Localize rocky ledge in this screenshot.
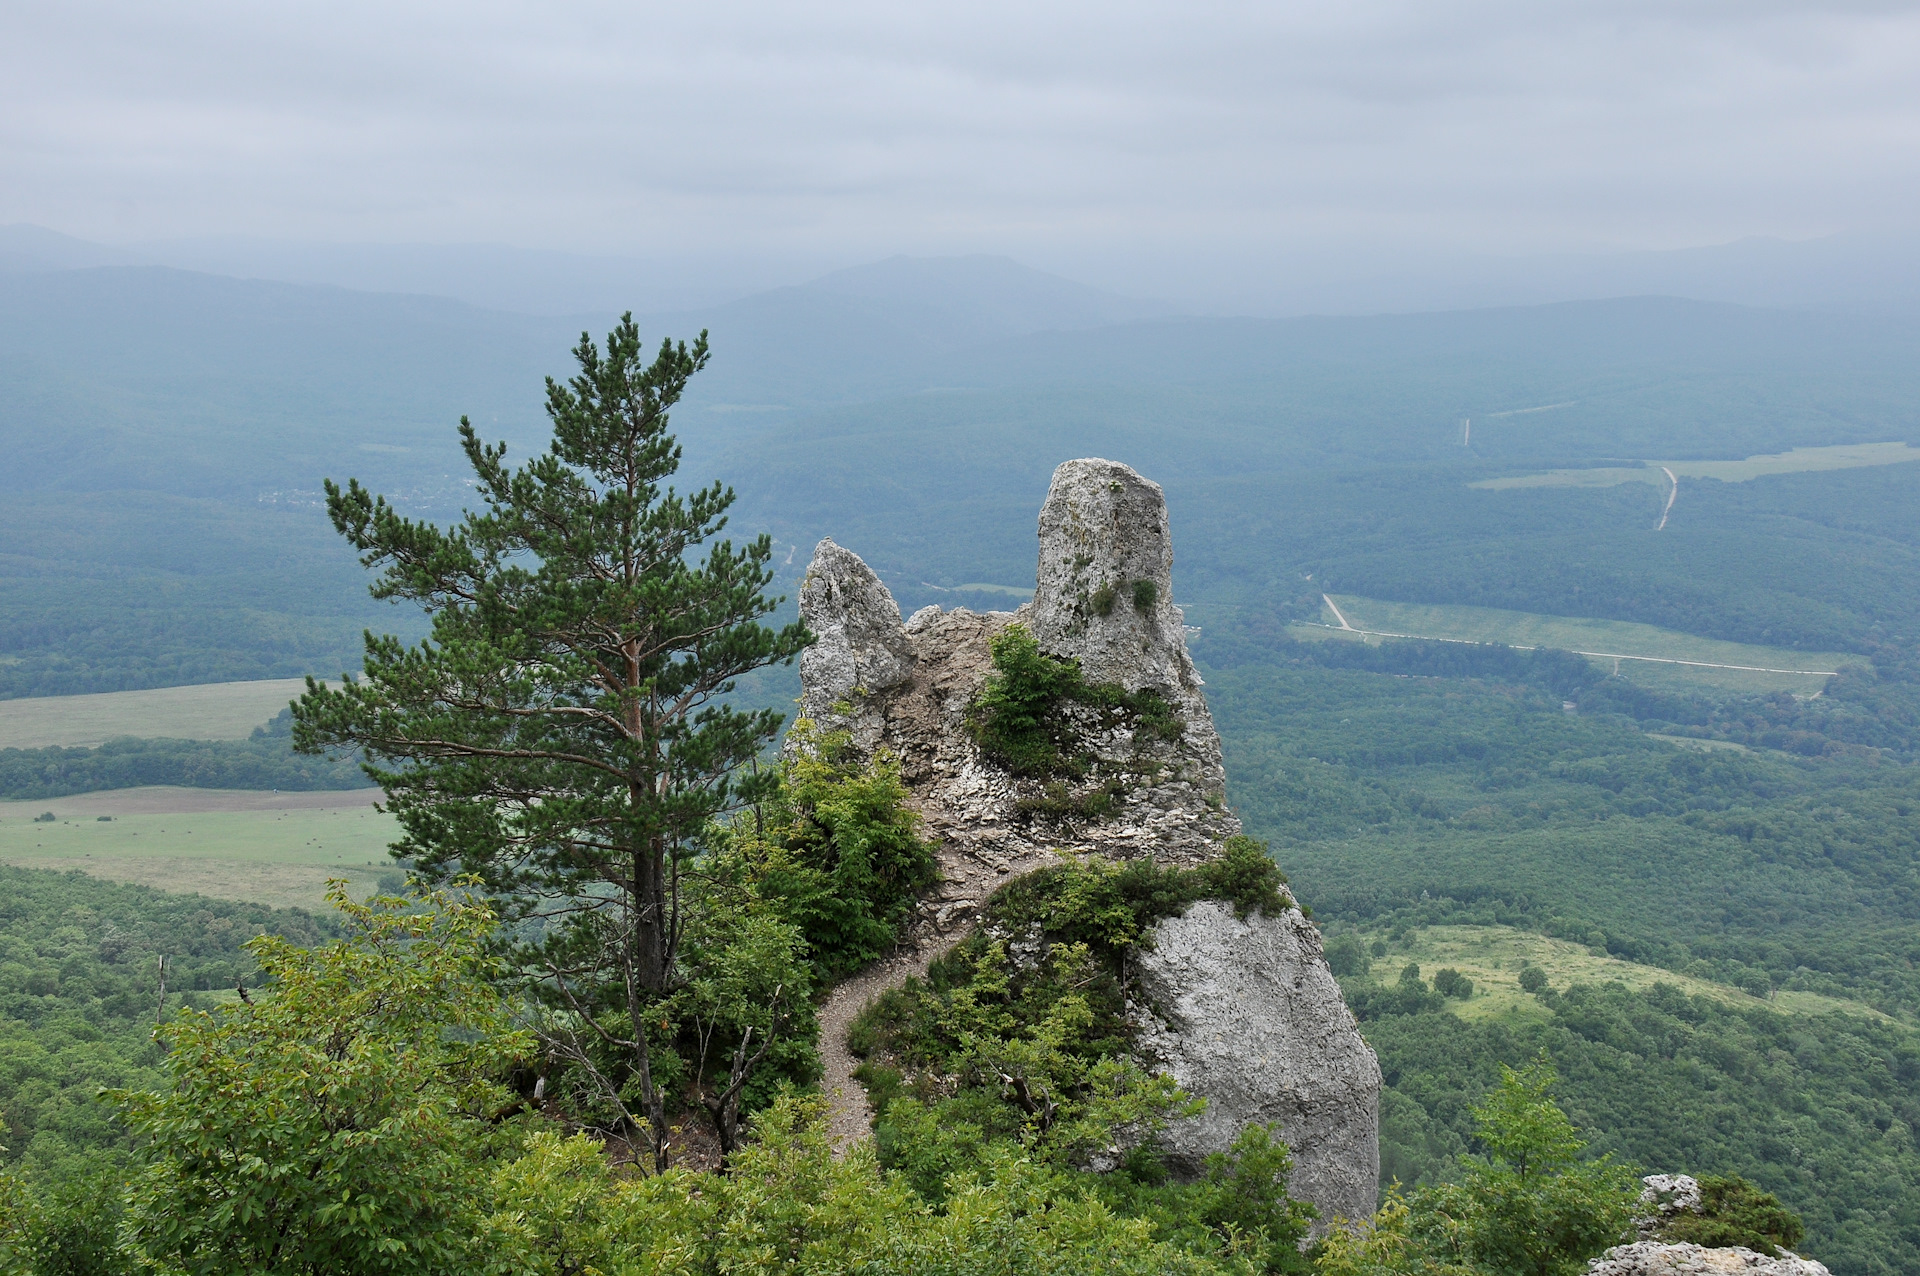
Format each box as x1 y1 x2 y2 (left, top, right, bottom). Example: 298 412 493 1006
800 457 1382 1230
1587 1242 1830 1275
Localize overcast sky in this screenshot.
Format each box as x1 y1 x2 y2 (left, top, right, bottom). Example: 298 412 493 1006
6 0 1919 297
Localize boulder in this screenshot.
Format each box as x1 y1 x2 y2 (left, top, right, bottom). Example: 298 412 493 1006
797 538 916 753
1133 900 1383 1229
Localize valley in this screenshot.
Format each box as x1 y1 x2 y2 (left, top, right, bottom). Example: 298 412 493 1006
0 788 395 910
1 254 1917 1271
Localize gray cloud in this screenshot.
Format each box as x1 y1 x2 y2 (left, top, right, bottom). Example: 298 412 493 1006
4 0 1918 304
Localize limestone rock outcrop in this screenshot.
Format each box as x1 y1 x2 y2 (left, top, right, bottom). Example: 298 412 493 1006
796 458 1238 879
1133 900 1384 1226
1636 1175 1707 1238
799 457 1380 1229
797 538 917 754
1585 1242 1829 1275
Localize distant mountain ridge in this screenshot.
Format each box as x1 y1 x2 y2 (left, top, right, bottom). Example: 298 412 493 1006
11 221 1920 317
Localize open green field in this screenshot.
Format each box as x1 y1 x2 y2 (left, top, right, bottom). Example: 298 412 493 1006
1473 440 1920 490
1303 594 1854 694
0 786 395 910
1346 922 1892 1027
949 582 1034 599
0 677 313 749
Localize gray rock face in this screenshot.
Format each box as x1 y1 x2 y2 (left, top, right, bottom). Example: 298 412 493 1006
798 538 917 753
1585 1242 1829 1275
1030 459 1232 815
1636 1175 1707 1239
1032 458 1187 694
1134 900 1382 1231
798 459 1379 1228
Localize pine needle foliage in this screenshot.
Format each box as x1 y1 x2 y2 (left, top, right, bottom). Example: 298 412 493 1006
291 316 810 1170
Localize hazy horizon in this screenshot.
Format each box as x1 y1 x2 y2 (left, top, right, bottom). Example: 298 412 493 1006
7 2 1920 313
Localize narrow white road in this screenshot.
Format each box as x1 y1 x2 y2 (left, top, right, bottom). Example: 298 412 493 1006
1322 594 1356 631
1655 467 1678 531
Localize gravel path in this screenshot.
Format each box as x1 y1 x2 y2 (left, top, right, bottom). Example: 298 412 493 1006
818 933 961 1152
820 842 1061 1153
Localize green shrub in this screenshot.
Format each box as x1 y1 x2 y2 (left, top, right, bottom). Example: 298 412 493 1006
1094 1122 1316 1274
1654 1174 1805 1257
966 624 1187 789
1335 1056 1640 1276
723 720 938 981
112 883 532 1276
852 839 1298 1215
1520 966 1550 994
967 624 1089 777
1092 581 1120 617
1133 579 1159 614
1431 968 1473 999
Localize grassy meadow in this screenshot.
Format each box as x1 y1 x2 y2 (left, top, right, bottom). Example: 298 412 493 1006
0 678 313 749
1345 922 1891 1027
1302 595 1852 694
0 787 395 911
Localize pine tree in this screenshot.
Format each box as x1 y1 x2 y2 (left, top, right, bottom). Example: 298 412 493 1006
293 316 809 1167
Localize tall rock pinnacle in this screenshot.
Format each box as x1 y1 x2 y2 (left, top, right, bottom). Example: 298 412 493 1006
1031 457 1194 695
795 458 1381 1231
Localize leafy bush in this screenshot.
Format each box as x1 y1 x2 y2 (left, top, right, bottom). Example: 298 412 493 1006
112 882 532 1275
966 623 1185 791
1431 968 1473 999
968 624 1090 777
1653 1174 1806 1258
1321 1057 1638 1276
983 837 1294 955
718 720 938 982
849 840 1316 1270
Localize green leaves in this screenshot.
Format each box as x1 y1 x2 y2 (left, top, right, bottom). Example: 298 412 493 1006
968 624 1087 777
1650 1174 1806 1258
1397 1057 1639 1276
724 721 939 981
111 884 531 1276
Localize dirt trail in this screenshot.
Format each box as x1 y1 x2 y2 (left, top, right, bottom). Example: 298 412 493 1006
820 841 1060 1153
818 934 960 1151
1655 466 1678 530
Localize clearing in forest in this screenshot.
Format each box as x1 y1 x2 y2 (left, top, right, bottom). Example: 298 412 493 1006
1472 440 1920 491
0 678 316 750
1299 595 1855 695
1350 922 1892 1026
0 787 395 911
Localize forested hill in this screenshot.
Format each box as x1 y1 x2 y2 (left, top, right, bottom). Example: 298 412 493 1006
5 259 1918 698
